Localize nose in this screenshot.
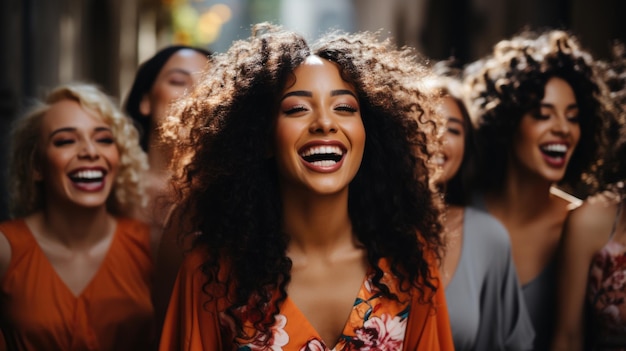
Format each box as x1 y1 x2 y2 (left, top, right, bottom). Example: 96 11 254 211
309 110 338 134
551 114 572 136
78 140 100 160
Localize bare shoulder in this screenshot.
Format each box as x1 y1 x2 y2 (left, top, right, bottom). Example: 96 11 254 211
563 192 619 250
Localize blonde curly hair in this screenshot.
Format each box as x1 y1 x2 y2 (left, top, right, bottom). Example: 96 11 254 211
8 83 148 217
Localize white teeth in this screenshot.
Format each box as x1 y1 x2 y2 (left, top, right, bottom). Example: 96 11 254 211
72 170 104 179
542 144 567 153
310 160 337 167
300 145 343 157
432 155 446 165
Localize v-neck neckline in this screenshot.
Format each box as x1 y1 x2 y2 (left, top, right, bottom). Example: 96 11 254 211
21 219 119 299
283 265 373 351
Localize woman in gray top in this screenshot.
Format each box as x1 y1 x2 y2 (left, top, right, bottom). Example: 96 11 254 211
429 66 534 350
462 29 610 350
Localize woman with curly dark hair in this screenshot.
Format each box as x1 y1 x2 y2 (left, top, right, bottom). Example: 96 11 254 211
427 63 535 350
463 29 611 350
158 23 454 350
552 42 626 351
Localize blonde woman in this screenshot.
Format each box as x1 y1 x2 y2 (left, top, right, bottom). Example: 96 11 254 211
0 83 155 350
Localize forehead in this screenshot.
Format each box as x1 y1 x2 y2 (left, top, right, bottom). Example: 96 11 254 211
161 49 207 73
285 57 354 92
41 99 106 131
541 77 576 103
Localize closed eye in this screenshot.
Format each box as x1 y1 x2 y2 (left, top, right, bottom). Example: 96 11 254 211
53 139 75 147
283 105 308 115
97 137 115 144
447 127 462 136
335 103 358 113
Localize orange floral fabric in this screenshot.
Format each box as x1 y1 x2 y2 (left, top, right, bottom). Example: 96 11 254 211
159 247 453 351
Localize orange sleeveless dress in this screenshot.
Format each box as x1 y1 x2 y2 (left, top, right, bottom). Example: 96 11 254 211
159 246 454 351
0 218 156 350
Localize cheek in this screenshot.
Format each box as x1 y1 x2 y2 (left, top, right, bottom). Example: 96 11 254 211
149 84 184 115
345 120 366 152
272 121 299 157
571 124 582 146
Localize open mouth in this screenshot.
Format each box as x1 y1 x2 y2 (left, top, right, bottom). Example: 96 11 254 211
69 169 106 185
300 145 345 167
432 154 446 166
540 143 568 161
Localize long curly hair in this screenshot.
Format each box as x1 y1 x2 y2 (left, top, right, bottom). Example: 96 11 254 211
165 23 443 345
596 42 626 198
463 29 611 195
8 83 148 218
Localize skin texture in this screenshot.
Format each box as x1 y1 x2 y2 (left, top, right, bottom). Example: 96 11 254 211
275 56 368 347
510 77 581 186
463 30 613 350
435 96 465 186
37 99 120 211
434 96 467 289
0 94 127 293
487 77 581 285
138 49 208 162
132 49 209 331
552 43 626 351
552 193 621 351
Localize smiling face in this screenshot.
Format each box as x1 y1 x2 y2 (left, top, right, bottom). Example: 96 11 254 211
139 49 207 127
273 56 366 196
511 76 581 183
38 99 120 210
434 96 466 185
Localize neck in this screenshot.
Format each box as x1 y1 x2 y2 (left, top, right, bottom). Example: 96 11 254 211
486 167 553 222
282 187 356 257
147 132 173 173
37 203 115 250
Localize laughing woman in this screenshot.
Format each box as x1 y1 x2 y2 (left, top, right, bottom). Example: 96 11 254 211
158 23 454 350
0 83 154 350
463 29 610 350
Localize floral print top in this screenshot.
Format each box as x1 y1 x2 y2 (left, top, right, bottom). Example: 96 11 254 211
588 205 626 349
159 248 454 351
229 264 411 351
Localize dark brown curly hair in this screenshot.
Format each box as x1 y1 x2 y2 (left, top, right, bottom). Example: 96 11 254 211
463 29 612 195
595 42 626 197
164 22 444 346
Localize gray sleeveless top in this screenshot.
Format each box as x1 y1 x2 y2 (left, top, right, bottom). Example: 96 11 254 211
471 193 554 351
445 206 535 350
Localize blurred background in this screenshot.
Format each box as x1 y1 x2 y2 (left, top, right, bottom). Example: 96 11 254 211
0 0 624 220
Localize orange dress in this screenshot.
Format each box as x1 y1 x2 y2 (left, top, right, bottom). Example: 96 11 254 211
0 218 155 351
159 247 454 351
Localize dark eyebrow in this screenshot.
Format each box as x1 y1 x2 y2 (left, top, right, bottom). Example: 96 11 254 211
447 116 464 126
49 126 112 138
330 89 357 99
540 102 579 111
280 90 313 101
164 68 194 76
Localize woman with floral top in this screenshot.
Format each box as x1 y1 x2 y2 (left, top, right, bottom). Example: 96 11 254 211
157 23 454 351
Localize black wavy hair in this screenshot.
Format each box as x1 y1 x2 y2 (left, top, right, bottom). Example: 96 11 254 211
165 23 443 346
